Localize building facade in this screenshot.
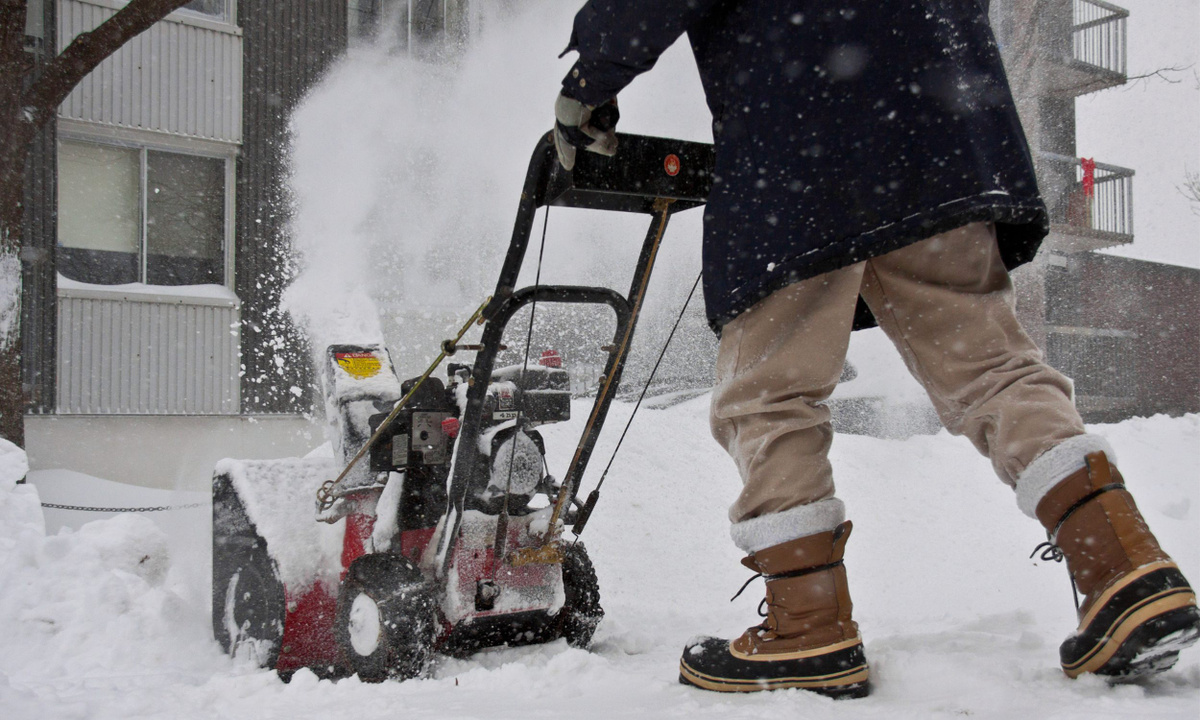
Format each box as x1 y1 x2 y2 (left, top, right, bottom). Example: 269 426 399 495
19 0 492 490
19 0 348 489
991 0 1198 421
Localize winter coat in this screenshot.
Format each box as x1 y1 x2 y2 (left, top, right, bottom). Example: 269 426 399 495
561 0 1048 332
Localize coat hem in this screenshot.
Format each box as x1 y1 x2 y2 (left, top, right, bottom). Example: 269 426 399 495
707 196 1048 334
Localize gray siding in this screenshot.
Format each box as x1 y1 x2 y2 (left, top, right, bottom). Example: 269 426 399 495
58 0 243 143
56 290 240 414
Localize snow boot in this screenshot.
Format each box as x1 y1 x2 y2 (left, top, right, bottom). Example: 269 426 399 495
1034 451 1199 679
678 521 869 698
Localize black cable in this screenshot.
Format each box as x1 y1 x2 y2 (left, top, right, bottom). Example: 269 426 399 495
590 270 703 496
494 206 551 558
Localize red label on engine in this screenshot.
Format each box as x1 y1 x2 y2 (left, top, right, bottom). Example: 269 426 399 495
664 154 681 176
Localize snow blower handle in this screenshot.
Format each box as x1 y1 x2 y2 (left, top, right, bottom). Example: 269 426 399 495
570 489 601 536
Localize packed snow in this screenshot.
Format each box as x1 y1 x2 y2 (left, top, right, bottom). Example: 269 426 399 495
3 410 1198 718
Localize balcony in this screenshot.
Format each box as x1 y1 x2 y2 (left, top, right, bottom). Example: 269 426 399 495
1038 152 1134 252
1043 0 1129 96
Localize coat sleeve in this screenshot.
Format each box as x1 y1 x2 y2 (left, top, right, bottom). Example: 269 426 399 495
561 0 726 105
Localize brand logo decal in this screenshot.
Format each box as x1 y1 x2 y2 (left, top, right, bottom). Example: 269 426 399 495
664 154 681 176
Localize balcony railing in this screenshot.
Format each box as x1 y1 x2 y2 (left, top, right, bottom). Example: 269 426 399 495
1073 0 1128 78
1038 152 1134 246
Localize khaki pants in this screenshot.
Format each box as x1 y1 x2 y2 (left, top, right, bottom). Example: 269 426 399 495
711 223 1085 527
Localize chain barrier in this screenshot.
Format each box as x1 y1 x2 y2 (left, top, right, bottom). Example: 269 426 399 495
39 502 206 513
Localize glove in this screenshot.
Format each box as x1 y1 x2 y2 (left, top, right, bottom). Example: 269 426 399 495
553 92 619 171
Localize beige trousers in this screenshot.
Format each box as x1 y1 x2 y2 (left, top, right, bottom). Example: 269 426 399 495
711 223 1086 528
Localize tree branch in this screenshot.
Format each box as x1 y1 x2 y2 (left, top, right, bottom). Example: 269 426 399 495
1123 64 1195 89
20 0 192 123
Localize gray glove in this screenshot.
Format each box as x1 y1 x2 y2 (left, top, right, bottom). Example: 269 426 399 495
553 92 619 171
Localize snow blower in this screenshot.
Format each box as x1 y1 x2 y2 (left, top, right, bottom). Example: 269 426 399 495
212 132 714 681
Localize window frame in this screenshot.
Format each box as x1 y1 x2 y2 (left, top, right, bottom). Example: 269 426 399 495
64 0 241 34
57 120 238 291
175 0 237 26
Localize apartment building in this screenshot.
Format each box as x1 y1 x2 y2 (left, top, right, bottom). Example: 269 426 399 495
19 0 347 489
992 0 1198 420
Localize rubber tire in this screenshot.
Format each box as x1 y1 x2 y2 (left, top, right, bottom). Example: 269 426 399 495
212 471 285 668
558 542 604 649
336 554 439 682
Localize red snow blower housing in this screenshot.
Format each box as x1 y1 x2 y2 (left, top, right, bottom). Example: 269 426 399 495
212 133 714 681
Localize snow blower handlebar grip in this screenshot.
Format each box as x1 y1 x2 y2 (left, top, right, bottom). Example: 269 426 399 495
570 489 601 536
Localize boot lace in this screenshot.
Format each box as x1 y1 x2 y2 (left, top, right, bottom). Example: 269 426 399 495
1030 541 1080 612
1030 480 1126 614
728 561 847 630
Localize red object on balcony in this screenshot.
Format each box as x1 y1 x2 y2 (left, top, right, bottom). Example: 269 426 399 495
539 349 562 368
441 416 460 438
1081 158 1097 199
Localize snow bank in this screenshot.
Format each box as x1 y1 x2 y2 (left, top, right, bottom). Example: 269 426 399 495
0 469 225 719
1 436 28 489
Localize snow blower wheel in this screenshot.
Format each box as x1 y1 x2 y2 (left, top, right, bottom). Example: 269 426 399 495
335 554 440 682
556 543 604 649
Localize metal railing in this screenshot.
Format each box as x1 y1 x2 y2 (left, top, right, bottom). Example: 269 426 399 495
1038 152 1134 237
1073 0 1128 77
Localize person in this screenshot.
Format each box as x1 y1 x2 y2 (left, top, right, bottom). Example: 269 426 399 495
550 0 1199 699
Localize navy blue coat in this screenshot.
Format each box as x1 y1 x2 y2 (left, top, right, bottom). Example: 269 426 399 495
562 0 1047 331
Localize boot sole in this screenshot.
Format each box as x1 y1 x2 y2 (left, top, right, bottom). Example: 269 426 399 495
678 636 870 698
1090 604 1200 681
678 665 871 698
1062 564 1198 679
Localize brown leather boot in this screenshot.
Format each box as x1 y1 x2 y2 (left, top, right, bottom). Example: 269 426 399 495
679 521 869 698
1035 451 1199 679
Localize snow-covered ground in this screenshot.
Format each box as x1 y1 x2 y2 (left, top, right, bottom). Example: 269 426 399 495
2 407 1197 719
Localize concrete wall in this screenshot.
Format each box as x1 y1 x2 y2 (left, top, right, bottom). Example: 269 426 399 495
1046 253 1200 421
25 414 324 492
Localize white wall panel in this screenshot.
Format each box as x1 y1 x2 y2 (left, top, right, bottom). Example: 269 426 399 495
57 292 241 414
58 0 243 143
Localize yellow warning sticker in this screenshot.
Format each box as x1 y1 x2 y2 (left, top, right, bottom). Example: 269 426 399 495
336 352 382 379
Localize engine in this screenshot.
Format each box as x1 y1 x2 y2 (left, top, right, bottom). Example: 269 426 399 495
366 358 572 526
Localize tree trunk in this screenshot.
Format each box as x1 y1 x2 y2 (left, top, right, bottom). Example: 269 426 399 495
0 22 34 448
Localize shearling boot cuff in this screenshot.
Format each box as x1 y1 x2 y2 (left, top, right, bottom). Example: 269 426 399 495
1015 434 1116 519
730 498 846 554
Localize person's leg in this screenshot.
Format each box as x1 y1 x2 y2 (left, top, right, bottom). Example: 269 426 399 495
709 266 863 547
682 267 869 698
860 222 1198 678
859 222 1084 483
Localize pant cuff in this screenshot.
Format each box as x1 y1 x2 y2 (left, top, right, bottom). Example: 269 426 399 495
1015 434 1116 519
730 498 846 554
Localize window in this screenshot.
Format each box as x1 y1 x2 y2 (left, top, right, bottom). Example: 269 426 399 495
58 139 228 287
180 0 230 22
350 0 472 49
